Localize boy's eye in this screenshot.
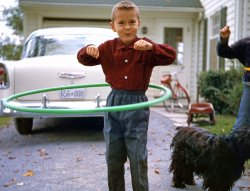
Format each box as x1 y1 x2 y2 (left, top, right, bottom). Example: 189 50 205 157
129 20 137 25
118 21 124 25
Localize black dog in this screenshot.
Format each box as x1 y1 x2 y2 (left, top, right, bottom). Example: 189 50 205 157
169 126 250 191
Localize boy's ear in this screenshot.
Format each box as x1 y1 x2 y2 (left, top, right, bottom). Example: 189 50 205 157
110 22 116 32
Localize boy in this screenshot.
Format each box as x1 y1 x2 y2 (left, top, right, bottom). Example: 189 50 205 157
77 1 176 191
217 26 250 131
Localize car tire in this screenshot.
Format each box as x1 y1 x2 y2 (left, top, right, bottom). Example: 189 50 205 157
14 118 33 135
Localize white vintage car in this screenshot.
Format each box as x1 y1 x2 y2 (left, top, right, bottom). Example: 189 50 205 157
0 27 117 134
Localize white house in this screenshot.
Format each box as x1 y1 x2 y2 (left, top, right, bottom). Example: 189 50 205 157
18 0 250 101
19 0 204 101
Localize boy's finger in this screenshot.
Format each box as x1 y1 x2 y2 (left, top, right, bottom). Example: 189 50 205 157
94 51 99 59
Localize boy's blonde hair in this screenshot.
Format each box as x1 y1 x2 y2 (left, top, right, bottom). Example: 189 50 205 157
111 1 140 21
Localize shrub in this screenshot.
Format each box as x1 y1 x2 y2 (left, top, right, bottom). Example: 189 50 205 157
198 68 243 114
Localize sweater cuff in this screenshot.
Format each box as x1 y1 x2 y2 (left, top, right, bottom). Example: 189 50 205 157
220 37 229 45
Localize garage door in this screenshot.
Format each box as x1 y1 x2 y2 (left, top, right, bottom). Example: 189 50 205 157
42 18 110 28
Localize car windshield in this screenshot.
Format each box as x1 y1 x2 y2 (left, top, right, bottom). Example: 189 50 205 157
22 34 113 58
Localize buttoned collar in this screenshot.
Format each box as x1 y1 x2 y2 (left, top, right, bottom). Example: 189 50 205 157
116 37 139 50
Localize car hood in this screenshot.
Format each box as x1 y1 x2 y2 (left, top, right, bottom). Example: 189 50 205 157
14 55 109 101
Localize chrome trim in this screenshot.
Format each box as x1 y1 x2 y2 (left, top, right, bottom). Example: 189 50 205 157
58 72 86 79
41 94 49 108
95 93 101 108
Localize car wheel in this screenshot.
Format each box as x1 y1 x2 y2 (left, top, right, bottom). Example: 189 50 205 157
14 118 33 135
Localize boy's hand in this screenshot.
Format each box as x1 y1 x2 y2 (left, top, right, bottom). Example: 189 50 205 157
86 45 99 59
134 39 153 51
220 26 231 39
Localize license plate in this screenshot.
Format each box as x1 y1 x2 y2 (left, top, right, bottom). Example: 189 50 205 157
60 89 84 99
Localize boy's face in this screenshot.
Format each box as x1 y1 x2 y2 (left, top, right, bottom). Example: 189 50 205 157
110 9 140 45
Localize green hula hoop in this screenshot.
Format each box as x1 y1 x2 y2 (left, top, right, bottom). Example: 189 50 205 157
2 83 171 114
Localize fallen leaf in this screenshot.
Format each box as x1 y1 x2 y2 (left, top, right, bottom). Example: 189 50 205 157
166 132 172 137
3 179 16 187
38 149 48 157
148 151 153 155
237 186 245 190
155 168 160 174
76 157 82 162
23 170 34 177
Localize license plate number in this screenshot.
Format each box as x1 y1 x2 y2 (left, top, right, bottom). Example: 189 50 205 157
60 89 84 98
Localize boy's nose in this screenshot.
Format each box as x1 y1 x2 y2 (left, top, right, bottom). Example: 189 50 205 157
125 24 131 29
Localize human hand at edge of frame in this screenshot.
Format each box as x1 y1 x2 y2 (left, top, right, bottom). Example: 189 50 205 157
220 26 231 39
134 39 153 51
86 45 100 59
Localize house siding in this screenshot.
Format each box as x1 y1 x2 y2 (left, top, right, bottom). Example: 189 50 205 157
200 0 250 71
200 0 235 41
200 0 250 45
244 0 250 36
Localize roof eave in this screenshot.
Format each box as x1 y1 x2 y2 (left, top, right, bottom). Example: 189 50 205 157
20 2 204 13
139 6 204 13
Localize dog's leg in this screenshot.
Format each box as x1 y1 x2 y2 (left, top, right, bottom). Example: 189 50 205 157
170 150 186 188
183 165 195 186
171 167 186 188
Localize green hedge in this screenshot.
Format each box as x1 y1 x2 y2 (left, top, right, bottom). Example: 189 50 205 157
198 69 243 114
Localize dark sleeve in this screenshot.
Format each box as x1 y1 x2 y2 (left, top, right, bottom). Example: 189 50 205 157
216 37 247 64
216 37 237 59
77 45 100 66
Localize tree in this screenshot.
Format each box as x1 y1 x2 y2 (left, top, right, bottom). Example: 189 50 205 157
0 5 23 60
3 6 23 36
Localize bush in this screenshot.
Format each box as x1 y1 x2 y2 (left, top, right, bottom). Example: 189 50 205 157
198 68 243 114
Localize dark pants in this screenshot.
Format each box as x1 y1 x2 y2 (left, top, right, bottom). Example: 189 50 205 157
104 89 149 191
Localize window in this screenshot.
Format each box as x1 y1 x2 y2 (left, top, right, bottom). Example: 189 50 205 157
208 7 227 70
211 13 220 38
164 28 183 65
209 12 220 70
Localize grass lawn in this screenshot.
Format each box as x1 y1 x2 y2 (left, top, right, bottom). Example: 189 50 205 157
200 114 236 134
0 117 12 128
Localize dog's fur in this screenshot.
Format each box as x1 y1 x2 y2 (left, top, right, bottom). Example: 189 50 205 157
169 126 250 191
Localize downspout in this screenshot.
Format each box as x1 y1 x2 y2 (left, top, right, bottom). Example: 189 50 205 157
195 10 204 102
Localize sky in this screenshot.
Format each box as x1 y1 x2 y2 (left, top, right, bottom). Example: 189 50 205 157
0 0 18 41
